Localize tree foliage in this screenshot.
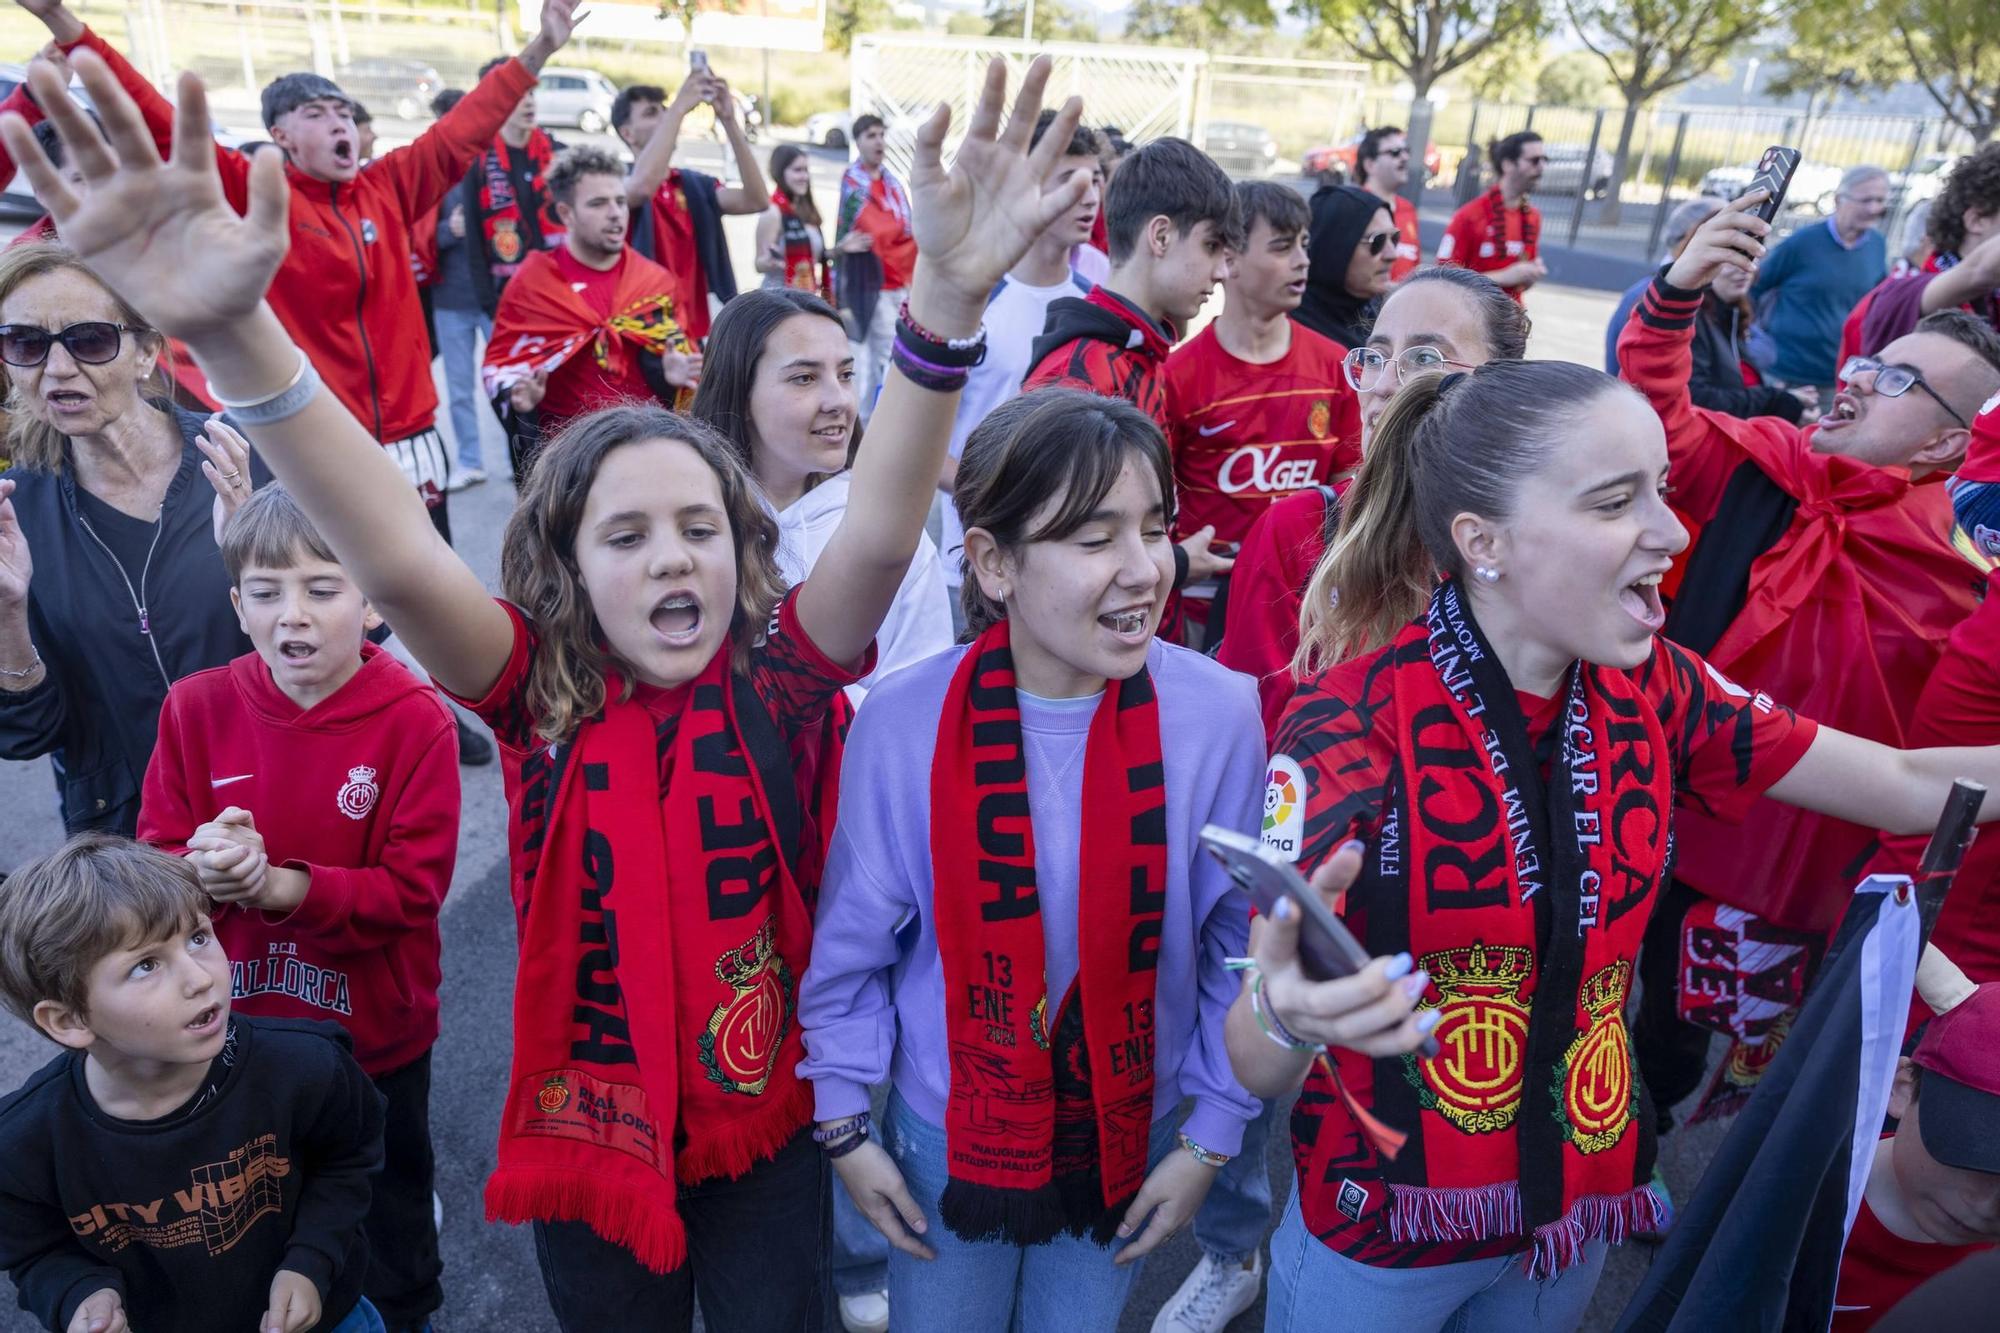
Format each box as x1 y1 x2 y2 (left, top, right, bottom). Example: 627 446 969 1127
984 0 1103 42
1776 0 1996 142
1287 0 1553 97
826 0 892 53
1536 50 1613 107
1124 0 1278 49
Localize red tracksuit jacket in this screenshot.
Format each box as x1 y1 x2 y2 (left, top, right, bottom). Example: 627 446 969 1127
138 644 460 1075
106 38 535 444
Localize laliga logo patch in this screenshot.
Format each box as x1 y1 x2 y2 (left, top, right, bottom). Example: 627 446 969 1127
336 765 379 820
1262 755 1306 860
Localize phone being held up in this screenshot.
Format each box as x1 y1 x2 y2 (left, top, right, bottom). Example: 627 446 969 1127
1745 144 1802 226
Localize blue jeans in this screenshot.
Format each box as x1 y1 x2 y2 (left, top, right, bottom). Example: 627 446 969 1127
883 1089 1174 1333
1191 1095 1275 1262
328 1296 388 1333
433 303 492 472
1263 1184 1607 1332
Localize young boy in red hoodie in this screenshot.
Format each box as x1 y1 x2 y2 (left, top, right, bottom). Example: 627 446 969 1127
137 485 460 1333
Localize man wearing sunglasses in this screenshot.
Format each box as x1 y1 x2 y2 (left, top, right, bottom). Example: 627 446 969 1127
1615 193 2000 1134
1354 126 1422 282
1436 129 1546 304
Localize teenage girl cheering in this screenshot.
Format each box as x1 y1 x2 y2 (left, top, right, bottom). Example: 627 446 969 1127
1235 355 2000 1329
6 52 1095 1331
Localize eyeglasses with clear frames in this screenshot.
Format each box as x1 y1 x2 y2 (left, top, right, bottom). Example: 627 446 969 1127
1342 345 1476 393
1839 355 1969 428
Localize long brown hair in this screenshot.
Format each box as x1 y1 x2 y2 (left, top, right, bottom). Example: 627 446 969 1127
1295 267 1529 671
499 405 787 744
0 243 168 473
1296 360 1621 672
769 143 821 230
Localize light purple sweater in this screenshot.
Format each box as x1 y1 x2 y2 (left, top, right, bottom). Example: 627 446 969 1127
798 637 1265 1156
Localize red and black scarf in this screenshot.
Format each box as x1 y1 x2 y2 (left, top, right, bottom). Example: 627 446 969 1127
773 188 831 302
1300 581 1669 1275
930 620 1167 1246
479 128 563 280
484 647 814 1271
1480 184 1538 264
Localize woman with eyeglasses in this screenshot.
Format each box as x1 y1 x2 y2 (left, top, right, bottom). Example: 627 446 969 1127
1218 267 1526 733
1294 184 1397 350
0 242 260 836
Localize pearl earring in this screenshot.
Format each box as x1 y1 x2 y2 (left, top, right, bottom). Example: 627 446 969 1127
1475 566 1501 583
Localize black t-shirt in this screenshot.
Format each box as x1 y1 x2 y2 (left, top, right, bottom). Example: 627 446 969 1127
0 1017 384 1333
72 486 159 590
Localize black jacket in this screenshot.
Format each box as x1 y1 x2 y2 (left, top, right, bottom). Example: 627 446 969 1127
1689 294 1806 423
0 1017 383 1333
629 168 738 311
0 406 254 835
1296 183 1387 349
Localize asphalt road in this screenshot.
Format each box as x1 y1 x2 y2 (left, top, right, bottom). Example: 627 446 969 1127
0 159 1689 1329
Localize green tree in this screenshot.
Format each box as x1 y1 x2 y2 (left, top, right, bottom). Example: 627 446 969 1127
1780 0 1998 143
1289 0 1553 99
1536 50 1613 106
1565 0 1792 221
1123 0 1277 47
827 0 891 53
984 0 1102 42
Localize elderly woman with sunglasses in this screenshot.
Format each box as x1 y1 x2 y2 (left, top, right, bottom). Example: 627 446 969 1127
1294 183 1398 350
0 241 260 835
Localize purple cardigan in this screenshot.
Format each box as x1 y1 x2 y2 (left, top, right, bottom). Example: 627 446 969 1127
798 637 1265 1156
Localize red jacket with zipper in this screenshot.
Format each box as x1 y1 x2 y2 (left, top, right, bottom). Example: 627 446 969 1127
1617 276 1981 931
138 644 460 1075
105 36 534 443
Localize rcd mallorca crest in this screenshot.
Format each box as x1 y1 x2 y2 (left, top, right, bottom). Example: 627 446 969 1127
336 765 380 820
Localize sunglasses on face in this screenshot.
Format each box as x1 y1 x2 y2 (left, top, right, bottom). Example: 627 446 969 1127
1363 229 1398 256
1376 146 1410 159
1342 345 1475 393
1521 155 1548 168
0 321 132 367
1839 355 1968 427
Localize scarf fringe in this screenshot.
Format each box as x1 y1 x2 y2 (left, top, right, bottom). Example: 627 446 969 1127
938 1177 1140 1249
674 1077 815 1185
484 1169 688 1274
1384 1181 1667 1277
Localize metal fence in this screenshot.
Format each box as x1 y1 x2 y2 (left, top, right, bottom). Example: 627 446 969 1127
1378 94 1976 263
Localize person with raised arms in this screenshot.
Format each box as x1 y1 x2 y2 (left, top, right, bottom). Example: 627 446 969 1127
3 48 1094 1333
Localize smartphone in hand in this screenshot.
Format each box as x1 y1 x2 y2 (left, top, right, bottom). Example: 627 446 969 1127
690 48 710 76
1746 145 1802 225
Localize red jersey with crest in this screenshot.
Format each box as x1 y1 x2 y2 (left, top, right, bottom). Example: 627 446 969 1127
1163 322 1360 546
137 645 461 1076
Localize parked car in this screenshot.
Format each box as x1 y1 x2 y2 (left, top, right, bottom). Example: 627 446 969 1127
805 109 852 150
1538 143 1614 199
333 57 442 122
1699 155 1846 216
535 65 617 134
1302 131 1442 188
1202 120 1278 177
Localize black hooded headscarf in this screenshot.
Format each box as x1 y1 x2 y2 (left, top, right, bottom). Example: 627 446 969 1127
1296 184 1393 349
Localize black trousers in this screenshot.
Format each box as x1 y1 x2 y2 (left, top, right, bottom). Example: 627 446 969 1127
532 1128 831 1333
364 1050 442 1331
1632 878 1716 1134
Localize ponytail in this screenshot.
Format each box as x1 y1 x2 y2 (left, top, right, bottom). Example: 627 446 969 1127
1296 375 1450 673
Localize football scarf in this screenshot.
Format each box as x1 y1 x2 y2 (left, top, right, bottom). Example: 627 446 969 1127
481 248 698 411
930 619 1167 1247
1299 581 1669 1276
1480 184 1538 267
484 646 814 1272
478 129 562 280
774 188 832 302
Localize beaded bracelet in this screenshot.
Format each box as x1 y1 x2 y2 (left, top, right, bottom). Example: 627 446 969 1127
823 1122 873 1160
1251 971 1317 1053
812 1111 871 1146
899 299 987 355
1177 1132 1232 1168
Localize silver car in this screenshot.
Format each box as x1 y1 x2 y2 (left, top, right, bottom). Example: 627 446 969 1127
535 66 618 135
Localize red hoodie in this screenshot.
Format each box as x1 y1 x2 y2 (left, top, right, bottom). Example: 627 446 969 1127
1618 276 1981 932
104 35 535 445
1023 285 1176 429
138 643 460 1075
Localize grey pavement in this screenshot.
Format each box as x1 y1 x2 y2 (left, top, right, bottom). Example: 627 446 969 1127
0 177 1695 1327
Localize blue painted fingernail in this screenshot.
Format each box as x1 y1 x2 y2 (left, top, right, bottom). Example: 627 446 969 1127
1417 1009 1442 1034
1341 839 1366 856
1272 897 1295 920
1384 951 1413 980
1402 970 1430 1000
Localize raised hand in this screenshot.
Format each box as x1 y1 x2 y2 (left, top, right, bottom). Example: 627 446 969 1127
0 479 31 609
521 0 587 72
15 0 83 45
197 413 255 545
0 54 289 347
1666 191 1769 293
905 56 1087 330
